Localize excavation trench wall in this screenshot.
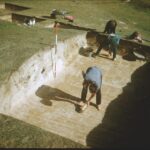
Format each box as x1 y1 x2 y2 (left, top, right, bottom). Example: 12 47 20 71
0 34 146 146
0 34 86 115
12 13 46 23
0 3 45 23
5 3 30 11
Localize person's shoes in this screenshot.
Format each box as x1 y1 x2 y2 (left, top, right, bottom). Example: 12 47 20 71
97 105 101 111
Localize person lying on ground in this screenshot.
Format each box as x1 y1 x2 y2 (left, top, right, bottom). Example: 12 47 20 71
126 31 143 43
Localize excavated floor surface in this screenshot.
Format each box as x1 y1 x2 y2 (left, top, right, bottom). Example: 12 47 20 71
0 35 145 146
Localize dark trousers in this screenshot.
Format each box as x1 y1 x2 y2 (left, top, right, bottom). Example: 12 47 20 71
96 42 117 60
95 40 109 55
81 86 101 105
110 45 117 60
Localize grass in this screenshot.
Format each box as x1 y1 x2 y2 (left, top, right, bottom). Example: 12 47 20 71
0 0 150 148
0 21 82 85
0 9 11 15
0 114 85 148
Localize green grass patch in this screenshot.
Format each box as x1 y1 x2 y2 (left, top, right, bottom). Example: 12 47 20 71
0 114 85 148
0 9 11 15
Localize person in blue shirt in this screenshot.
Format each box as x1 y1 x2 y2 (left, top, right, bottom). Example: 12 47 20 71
79 66 102 111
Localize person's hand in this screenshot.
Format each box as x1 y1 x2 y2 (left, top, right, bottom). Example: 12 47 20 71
78 101 85 106
80 103 88 111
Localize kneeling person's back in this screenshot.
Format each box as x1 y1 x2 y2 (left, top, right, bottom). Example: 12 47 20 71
84 66 102 90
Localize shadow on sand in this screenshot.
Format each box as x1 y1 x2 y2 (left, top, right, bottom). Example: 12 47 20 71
79 47 93 57
78 47 112 61
86 62 150 148
35 85 82 112
122 51 146 61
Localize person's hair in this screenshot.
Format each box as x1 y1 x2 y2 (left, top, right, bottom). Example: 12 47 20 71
131 31 139 39
89 83 97 93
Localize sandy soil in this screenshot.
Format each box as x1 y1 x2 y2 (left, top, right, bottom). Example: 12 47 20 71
0 34 145 146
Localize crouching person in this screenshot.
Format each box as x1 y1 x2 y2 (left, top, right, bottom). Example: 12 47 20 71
127 31 143 43
93 33 120 61
79 66 102 112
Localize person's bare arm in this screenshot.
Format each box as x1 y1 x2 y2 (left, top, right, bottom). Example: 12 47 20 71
86 93 96 105
80 93 95 111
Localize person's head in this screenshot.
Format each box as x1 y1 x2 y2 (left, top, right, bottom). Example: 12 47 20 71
132 31 139 38
130 31 142 43
89 83 97 93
